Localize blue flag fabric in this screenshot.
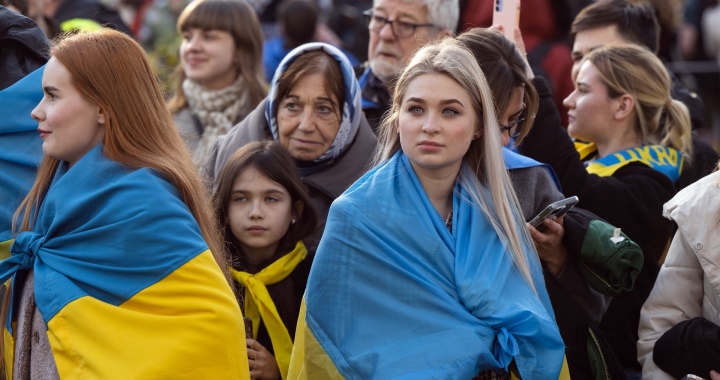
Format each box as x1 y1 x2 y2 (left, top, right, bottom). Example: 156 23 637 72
502 147 562 191
0 65 45 243
3 144 209 332
303 151 565 379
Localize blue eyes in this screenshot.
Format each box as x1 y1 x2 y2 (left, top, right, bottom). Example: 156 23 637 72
406 106 459 116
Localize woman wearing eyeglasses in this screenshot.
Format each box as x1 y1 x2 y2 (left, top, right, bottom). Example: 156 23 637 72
458 28 647 379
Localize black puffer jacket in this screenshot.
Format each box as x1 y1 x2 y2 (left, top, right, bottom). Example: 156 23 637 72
0 6 49 91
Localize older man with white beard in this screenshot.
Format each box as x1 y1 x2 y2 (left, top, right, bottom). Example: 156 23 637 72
355 0 458 133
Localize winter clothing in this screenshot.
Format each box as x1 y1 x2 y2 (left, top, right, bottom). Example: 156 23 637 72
180 75 253 162
507 149 640 380
0 7 48 91
204 43 377 255
638 170 720 380
518 76 677 370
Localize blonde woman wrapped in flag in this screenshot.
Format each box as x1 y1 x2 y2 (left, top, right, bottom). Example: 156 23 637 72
288 38 565 379
0 30 250 379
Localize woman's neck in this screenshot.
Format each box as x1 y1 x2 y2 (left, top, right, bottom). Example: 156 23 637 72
595 123 643 159
410 162 459 220
241 242 279 272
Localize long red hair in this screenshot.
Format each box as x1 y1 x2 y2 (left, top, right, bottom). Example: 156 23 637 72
3 29 229 370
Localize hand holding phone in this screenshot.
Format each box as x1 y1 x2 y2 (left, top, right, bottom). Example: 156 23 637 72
529 196 579 232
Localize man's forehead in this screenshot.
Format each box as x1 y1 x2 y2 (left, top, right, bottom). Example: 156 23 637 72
573 24 626 53
373 0 427 20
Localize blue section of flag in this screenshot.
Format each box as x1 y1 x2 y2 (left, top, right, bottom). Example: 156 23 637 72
0 66 45 242
4 144 208 333
304 151 565 379
502 147 562 191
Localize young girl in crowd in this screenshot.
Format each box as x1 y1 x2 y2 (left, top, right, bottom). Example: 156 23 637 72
288 38 564 379
516 43 694 373
213 141 318 380
2 29 249 379
168 0 266 162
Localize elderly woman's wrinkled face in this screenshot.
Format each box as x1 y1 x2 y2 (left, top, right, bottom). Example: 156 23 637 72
277 73 341 161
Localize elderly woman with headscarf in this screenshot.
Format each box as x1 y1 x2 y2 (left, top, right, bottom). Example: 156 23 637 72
204 43 376 254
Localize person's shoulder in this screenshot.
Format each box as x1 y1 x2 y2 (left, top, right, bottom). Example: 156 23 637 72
353 62 369 79
665 170 720 219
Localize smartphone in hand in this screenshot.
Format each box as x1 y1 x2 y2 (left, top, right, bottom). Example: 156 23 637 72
493 0 521 39
529 196 579 233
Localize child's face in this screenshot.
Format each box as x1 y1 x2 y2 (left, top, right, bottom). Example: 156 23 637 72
227 167 296 258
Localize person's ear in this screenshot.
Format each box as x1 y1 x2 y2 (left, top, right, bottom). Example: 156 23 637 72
439 29 453 38
293 200 304 223
614 94 635 121
98 107 105 125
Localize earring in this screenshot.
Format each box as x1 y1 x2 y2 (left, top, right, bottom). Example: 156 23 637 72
291 219 296 225
397 130 400 136
472 135 479 140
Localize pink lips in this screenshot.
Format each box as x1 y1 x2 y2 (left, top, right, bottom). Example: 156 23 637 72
418 140 443 151
38 128 51 138
246 225 267 234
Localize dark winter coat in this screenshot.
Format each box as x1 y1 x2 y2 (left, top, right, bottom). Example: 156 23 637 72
518 76 677 371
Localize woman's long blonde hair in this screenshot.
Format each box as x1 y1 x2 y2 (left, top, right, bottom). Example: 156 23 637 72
374 38 540 291
584 43 693 162
4 29 230 369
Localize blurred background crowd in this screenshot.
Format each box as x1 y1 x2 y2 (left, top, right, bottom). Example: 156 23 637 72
1 0 719 151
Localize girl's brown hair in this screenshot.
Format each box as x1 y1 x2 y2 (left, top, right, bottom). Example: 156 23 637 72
212 140 318 268
456 28 539 146
212 141 317 331
584 43 693 162
167 0 266 113
4 29 230 369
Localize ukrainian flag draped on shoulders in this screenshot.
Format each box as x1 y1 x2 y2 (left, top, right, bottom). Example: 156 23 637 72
575 142 683 182
0 65 45 259
288 151 565 379
1 144 250 379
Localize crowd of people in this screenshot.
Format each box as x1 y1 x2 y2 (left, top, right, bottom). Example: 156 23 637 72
0 0 719 379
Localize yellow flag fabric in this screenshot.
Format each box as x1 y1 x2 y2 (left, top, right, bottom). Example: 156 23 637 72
232 241 307 380
43 250 249 379
0 240 12 261
575 142 683 181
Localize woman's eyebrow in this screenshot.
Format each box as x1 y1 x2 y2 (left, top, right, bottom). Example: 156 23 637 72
43 86 59 93
439 99 464 107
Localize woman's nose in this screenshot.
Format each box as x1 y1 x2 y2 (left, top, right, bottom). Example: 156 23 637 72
31 102 44 123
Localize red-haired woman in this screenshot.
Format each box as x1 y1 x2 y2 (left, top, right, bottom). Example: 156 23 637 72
2 29 249 379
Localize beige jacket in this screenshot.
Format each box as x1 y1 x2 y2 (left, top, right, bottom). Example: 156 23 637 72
638 170 720 379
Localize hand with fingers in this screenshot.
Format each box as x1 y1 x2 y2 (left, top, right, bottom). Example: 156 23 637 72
527 216 567 276
247 338 281 380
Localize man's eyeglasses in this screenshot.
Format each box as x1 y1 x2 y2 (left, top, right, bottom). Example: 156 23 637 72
363 10 436 39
